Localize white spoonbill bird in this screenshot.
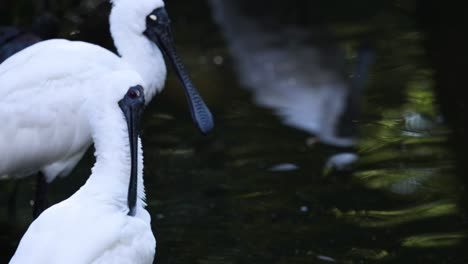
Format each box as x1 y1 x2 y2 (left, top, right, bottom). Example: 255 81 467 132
0 0 213 217
10 72 155 264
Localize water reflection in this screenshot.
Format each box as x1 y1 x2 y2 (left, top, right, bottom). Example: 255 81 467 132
209 0 365 149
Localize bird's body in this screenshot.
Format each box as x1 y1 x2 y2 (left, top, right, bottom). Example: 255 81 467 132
10 73 156 264
0 39 141 182
11 192 155 264
0 0 212 188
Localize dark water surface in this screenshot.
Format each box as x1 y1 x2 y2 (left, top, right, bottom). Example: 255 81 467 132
1 0 467 263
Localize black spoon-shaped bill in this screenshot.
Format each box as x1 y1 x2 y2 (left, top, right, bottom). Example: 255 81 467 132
118 85 145 217
144 7 214 134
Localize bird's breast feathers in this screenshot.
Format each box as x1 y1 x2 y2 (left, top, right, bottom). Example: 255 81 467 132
10 199 155 264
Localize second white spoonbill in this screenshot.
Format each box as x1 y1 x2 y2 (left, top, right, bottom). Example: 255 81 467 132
10 72 155 264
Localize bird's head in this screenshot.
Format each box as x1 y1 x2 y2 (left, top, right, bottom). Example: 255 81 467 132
109 0 214 135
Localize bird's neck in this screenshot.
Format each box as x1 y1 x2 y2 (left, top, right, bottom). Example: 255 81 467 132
79 111 146 213
109 16 167 101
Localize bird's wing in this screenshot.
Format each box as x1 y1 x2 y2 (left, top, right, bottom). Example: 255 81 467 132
0 88 89 179
9 197 155 264
0 39 126 179
0 39 125 99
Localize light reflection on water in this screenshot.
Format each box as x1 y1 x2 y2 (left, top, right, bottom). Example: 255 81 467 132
1 0 467 263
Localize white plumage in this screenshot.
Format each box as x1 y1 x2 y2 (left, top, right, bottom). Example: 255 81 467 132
10 72 156 264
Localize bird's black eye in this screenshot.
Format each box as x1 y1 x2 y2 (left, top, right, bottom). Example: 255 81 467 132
127 87 141 99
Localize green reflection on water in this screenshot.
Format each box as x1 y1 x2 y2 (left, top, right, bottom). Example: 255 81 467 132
402 233 466 248
346 248 390 260
332 200 458 228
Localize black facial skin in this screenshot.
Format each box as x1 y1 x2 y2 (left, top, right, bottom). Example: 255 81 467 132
144 7 214 135
118 85 145 217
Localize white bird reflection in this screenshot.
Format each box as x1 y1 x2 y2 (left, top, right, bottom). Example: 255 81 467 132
209 0 371 149
209 0 373 170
